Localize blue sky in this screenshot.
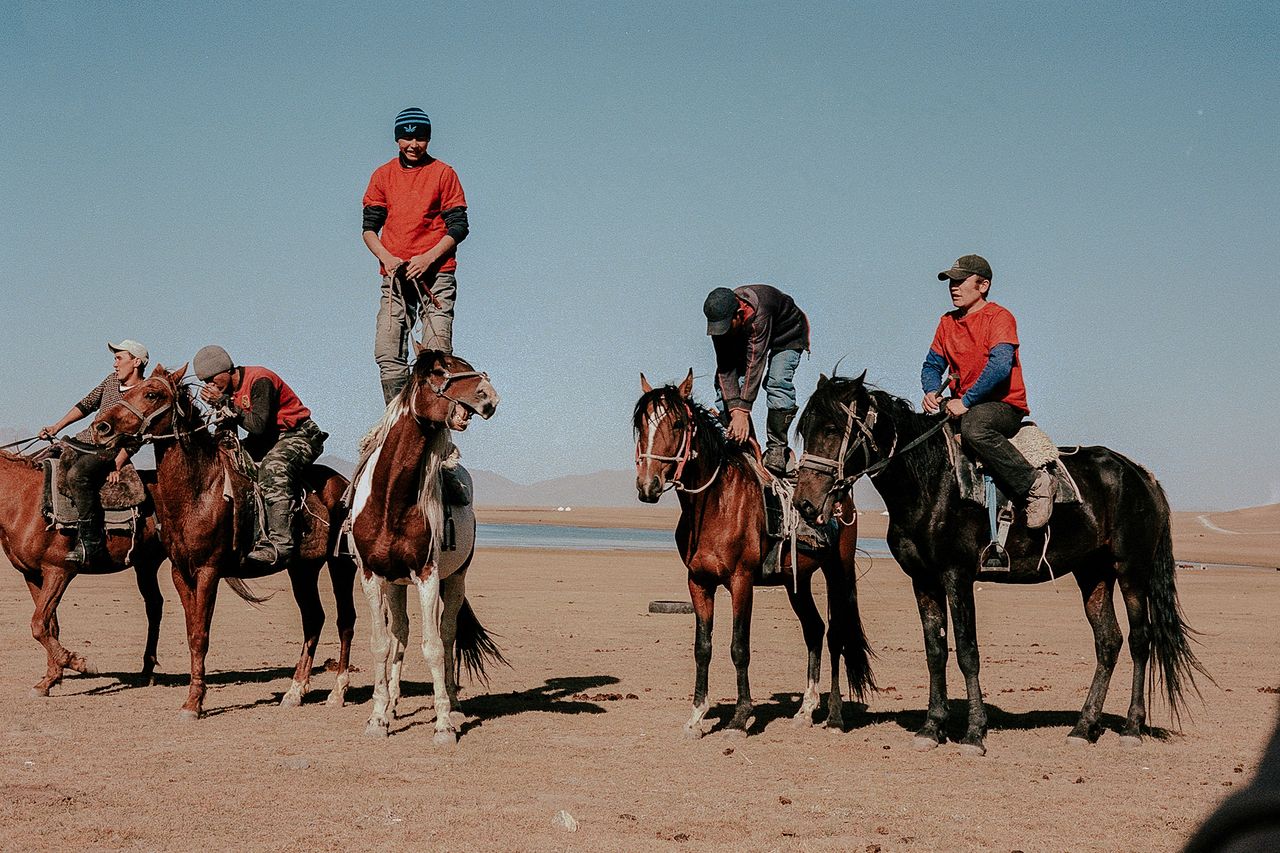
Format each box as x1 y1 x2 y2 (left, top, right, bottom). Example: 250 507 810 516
2 1 1276 510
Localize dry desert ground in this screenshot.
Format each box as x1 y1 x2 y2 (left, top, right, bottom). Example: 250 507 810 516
2 504 1277 851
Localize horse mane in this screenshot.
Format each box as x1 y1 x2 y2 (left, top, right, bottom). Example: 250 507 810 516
632 384 752 475
0 449 40 469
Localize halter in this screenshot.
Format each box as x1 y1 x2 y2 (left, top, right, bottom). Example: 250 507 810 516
635 399 721 494
798 393 947 501
100 375 179 441
412 366 490 420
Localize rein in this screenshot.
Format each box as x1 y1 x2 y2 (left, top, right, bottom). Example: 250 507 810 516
100 377 210 443
799 396 947 499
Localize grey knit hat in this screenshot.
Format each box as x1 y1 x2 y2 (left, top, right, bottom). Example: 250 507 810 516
193 345 234 381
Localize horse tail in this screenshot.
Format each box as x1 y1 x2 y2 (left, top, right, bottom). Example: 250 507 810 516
1145 482 1214 725
224 577 273 606
841 580 877 701
453 597 510 687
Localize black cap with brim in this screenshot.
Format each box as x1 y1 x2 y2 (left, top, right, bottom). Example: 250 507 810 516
703 287 739 336
938 253 993 282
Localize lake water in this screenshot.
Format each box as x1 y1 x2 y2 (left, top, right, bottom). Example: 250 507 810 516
477 523 892 555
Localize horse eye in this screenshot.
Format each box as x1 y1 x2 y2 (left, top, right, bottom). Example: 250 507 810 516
145 391 159 400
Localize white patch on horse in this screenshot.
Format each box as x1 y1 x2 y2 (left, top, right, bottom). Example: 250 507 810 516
352 444 382 519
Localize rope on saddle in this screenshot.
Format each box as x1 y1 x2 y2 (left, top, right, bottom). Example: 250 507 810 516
767 476 802 594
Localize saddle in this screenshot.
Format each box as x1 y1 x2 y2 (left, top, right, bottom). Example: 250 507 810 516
42 456 149 531
751 450 833 582
214 437 323 556
943 421 1082 508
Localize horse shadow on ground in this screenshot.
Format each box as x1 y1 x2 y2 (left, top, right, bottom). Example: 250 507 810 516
704 692 1175 742
390 675 619 738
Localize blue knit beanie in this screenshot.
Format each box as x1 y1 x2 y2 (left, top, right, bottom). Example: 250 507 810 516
394 107 431 140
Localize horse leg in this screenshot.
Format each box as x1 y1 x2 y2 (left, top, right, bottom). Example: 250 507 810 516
724 572 755 735
1067 570 1123 745
173 567 218 719
1116 570 1151 745
944 571 988 755
325 556 358 707
413 571 456 747
281 562 325 707
360 573 393 737
29 566 96 696
26 571 66 697
684 578 715 739
823 557 855 731
784 564 824 728
911 575 950 750
440 571 467 727
385 583 410 719
133 563 164 685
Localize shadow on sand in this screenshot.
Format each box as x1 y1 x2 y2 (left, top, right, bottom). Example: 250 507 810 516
702 692 1176 742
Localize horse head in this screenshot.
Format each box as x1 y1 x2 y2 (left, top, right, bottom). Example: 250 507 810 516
633 369 697 503
91 363 194 449
406 346 499 431
794 370 886 524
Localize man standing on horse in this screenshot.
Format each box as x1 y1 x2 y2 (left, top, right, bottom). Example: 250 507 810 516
39 340 149 565
921 254 1053 528
362 107 470 404
703 284 810 477
193 345 327 566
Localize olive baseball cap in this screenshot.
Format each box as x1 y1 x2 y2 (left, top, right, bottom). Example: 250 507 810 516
937 254 993 282
107 339 149 362
703 287 740 335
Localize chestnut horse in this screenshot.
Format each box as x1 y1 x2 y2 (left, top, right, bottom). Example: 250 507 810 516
91 364 357 718
1 450 165 696
350 349 504 743
794 373 1211 754
633 371 874 737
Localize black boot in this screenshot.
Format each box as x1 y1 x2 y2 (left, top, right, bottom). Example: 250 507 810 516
66 516 108 566
246 501 295 566
381 377 409 406
763 407 798 477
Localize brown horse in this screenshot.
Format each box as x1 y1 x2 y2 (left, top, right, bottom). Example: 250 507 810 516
91 364 357 718
1 450 165 696
633 371 874 737
350 349 504 744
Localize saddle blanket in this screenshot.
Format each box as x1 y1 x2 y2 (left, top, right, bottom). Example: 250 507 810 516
943 422 1083 508
43 458 148 530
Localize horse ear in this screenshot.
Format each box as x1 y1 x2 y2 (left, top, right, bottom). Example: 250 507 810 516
678 369 694 398
640 372 653 393
817 372 829 386
170 362 188 382
853 369 867 386
413 340 428 356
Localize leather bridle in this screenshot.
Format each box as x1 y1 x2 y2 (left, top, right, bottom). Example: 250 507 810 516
635 400 720 494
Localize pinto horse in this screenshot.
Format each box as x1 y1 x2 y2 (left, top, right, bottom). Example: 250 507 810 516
634 371 874 737
793 373 1211 754
91 364 357 718
0 451 165 696
350 349 505 744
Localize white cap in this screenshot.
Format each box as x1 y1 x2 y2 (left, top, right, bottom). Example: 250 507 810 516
108 339 149 362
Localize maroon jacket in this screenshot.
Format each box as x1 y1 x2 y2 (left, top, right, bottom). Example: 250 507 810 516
712 284 809 412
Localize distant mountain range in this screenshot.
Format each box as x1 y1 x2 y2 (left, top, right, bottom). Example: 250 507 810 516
316 454 886 510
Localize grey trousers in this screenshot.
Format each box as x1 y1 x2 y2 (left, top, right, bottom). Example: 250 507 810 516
374 271 457 400
959 401 1036 497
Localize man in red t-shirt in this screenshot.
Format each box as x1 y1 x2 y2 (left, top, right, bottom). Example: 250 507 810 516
362 107 469 404
920 254 1053 528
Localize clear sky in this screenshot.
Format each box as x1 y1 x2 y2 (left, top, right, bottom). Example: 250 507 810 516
2 1 1276 510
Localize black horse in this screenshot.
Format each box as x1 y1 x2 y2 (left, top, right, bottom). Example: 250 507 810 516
792 372 1210 755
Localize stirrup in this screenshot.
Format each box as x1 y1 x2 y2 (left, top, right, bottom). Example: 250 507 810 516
979 541 1011 572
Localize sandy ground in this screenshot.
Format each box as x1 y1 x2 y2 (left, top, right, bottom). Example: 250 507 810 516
3 509 1278 851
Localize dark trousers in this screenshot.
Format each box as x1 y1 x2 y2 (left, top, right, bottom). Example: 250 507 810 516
58 444 114 519
959 401 1036 497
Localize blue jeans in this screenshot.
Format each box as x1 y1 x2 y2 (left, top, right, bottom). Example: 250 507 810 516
715 349 802 415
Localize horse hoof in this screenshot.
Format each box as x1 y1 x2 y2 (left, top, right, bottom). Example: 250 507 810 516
913 736 939 752
433 730 457 748
790 714 814 728
1065 735 1091 747
177 709 200 722
29 687 50 699
1118 735 1143 748
363 721 389 739
682 725 703 740
79 661 99 677
325 692 346 708
824 722 845 734
722 727 748 740
958 742 987 757
279 692 302 708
